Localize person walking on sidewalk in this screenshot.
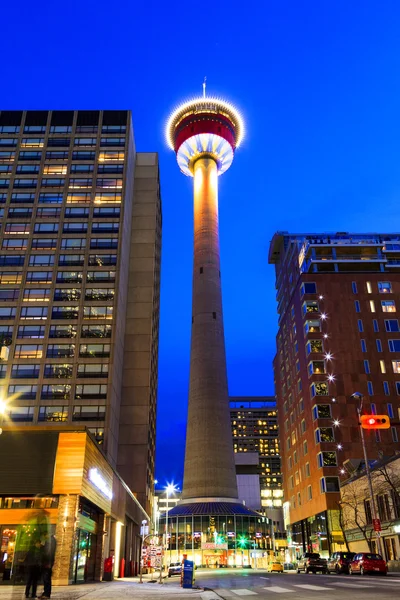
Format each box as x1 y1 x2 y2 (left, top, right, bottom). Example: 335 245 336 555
24 540 42 599
40 535 56 600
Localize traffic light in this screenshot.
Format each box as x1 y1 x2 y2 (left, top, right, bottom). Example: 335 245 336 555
360 415 390 429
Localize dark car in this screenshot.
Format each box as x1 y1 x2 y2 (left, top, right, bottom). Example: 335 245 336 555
297 552 328 574
349 553 387 576
327 551 356 574
168 562 181 577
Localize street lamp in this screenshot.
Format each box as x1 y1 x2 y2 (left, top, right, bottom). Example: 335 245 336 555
0 398 7 435
352 392 382 556
165 483 178 566
139 519 148 584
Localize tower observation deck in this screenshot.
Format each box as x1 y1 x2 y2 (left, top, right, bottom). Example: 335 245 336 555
166 96 245 502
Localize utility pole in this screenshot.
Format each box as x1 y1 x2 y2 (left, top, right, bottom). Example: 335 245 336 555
352 392 382 556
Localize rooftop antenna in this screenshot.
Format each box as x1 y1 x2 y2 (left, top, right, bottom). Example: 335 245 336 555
202 76 207 98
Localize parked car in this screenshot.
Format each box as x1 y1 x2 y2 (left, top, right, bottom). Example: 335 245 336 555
327 551 356 574
297 552 328 574
349 553 387 576
168 562 181 577
268 561 284 573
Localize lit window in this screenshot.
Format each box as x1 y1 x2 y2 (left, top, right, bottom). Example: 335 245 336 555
366 281 372 294
14 344 43 359
43 165 67 175
98 151 125 162
380 360 386 374
378 281 392 293
369 300 375 313
382 300 396 312
392 361 400 374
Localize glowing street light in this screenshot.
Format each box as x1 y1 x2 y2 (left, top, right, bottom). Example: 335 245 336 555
162 482 179 581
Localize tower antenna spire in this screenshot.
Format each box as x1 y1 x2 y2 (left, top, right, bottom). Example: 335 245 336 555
202 76 207 98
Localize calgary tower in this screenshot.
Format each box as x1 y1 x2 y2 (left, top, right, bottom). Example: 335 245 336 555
166 88 245 503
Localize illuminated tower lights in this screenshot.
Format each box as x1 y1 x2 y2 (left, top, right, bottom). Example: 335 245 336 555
166 92 246 501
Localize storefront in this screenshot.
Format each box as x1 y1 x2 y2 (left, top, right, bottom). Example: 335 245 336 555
160 504 273 569
0 428 149 585
286 510 345 560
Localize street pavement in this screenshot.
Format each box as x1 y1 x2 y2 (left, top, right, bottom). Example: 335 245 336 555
0 569 398 600
195 568 400 599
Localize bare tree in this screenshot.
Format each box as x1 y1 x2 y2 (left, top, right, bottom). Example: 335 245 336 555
340 483 373 551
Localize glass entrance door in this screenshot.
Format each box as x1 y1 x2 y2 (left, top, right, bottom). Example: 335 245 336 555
73 529 96 583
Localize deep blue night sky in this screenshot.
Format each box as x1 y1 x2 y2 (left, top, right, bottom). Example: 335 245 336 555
4 1 400 488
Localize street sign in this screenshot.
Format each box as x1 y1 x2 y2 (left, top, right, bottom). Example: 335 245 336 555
373 518 382 532
201 542 228 550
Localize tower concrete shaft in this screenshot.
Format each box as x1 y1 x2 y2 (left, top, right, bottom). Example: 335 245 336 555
182 157 238 500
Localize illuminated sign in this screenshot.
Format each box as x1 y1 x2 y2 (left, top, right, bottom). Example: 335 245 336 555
393 525 400 534
88 468 113 500
201 542 228 550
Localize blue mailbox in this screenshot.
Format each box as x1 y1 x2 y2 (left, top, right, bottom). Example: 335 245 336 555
182 559 195 588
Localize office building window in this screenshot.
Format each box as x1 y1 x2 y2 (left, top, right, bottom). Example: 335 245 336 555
315 427 334 443
8 384 37 400
392 361 400 374
56 271 82 284
371 403 377 415
48 325 77 339
367 381 374 395
79 344 110 358
41 384 71 400
358 319 364 332
382 300 396 312
370 300 376 313
17 325 45 339
387 403 394 418
26 271 52 283
39 406 68 422
364 360 370 374
320 476 340 493
75 384 107 399
385 320 399 332
43 364 73 379
58 254 85 267
14 344 43 359
23 288 51 302
389 339 400 352
29 255 54 267
317 451 337 467
0 307 16 320
380 360 386 374
46 344 75 358
72 405 105 421
38 193 63 204
51 306 79 320
77 363 109 378
376 339 382 352
312 404 331 420
300 282 317 296
6 407 34 422
361 339 367 352
20 306 48 320
355 300 361 313
83 306 113 320
383 381 390 396
11 364 40 379
0 271 21 285
34 223 59 233
373 319 379 332
378 282 392 293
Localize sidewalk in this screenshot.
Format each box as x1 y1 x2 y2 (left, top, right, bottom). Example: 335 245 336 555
0 578 205 600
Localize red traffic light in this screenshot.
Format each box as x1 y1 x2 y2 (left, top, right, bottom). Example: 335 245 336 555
360 415 390 429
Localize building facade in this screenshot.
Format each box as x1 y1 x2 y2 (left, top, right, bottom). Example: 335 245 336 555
341 455 400 561
0 110 161 581
230 397 286 548
269 232 400 558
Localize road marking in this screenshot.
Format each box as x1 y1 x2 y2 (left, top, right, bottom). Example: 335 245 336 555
260 577 269 579
201 593 224 600
330 582 372 589
294 584 334 591
264 586 294 593
230 591 258 596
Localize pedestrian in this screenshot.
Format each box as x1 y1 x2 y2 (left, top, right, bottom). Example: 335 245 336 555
40 535 56 599
24 540 42 599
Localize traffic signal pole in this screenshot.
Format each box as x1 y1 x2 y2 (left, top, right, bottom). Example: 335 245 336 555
355 394 382 556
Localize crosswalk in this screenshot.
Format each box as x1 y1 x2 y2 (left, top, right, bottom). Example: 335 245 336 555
202 578 400 597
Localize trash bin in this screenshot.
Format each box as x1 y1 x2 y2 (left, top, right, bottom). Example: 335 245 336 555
182 559 194 589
